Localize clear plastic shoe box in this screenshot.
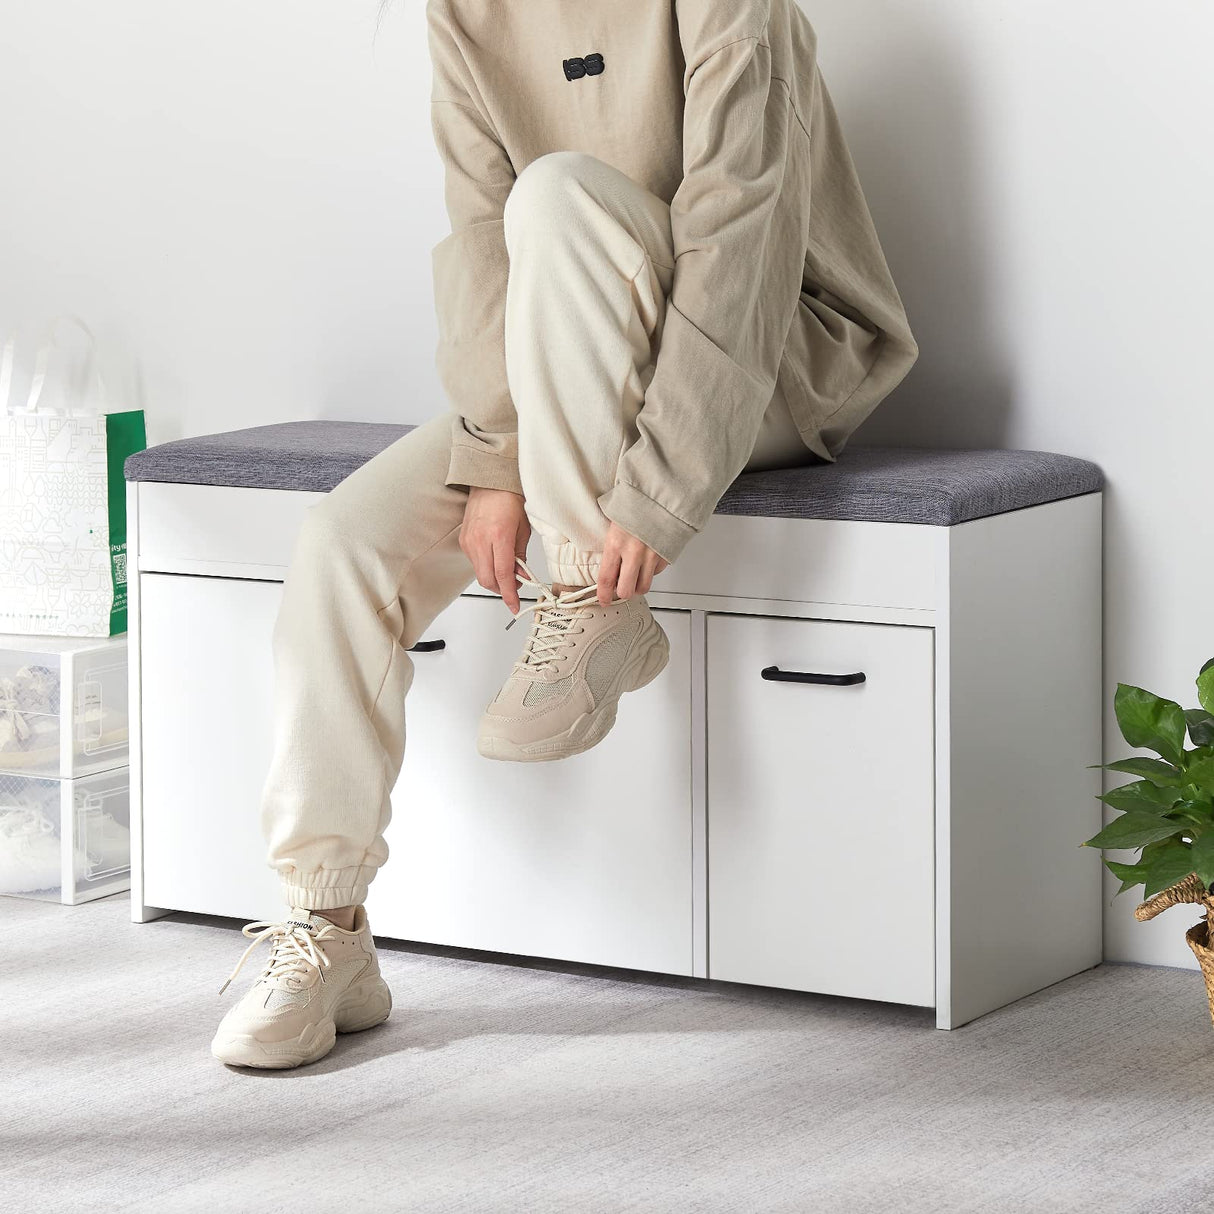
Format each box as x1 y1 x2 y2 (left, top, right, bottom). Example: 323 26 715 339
0 634 129 779
0 768 131 903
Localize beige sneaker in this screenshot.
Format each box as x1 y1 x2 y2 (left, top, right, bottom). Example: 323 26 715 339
477 561 670 762
211 906 392 1069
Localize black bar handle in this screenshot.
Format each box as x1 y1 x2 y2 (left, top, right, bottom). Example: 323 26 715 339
760 665 865 686
409 639 447 653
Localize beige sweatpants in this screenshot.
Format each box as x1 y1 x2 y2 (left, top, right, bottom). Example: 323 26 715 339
262 152 813 910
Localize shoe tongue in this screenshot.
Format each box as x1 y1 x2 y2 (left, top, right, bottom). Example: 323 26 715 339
541 604 576 632
517 597 577 669
285 907 322 934
261 909 326 991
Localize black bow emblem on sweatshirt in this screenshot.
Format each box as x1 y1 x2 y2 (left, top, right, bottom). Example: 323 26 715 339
563 53 605 81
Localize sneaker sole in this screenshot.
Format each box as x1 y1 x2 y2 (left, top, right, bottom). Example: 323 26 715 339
211 976 393 1070
478 615 670 764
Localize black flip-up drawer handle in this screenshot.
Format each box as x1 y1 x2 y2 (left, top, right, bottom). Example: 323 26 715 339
409 639 446 653
760 665 865 686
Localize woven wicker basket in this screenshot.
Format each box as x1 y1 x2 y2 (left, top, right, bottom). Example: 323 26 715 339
1135 871 1214 1025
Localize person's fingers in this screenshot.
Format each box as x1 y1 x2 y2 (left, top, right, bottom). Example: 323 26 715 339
636 553 658 597
479 563 498 597
511 521 530 611
646 549 662 593
495 538 520 614
478 538 502 597
616 549 640 601
462 531 488 594
655 556 669 576
597 549 621 606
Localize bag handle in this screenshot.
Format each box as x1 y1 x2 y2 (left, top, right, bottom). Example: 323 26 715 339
7 315 112 417
0 336 13 415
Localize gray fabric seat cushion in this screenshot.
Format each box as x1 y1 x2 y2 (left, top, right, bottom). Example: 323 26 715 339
125 421 414 496
124 419 1103 526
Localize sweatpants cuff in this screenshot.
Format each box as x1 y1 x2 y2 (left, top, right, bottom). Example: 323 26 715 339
545 541 601 588
278 864 377 911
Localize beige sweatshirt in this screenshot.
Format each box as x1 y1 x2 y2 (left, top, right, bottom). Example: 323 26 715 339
426 0 919 562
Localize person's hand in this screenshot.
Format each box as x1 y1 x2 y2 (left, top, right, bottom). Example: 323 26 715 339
460 487 530 614
596 522 669 605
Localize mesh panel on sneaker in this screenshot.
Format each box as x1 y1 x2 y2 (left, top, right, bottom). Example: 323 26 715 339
522 675 573 708
261 983 318 1012
583 622 639 703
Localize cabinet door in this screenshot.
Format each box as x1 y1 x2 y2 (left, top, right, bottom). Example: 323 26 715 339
375 596 694 976
707 614 935 1006
141 573 286 922
140 574 695 975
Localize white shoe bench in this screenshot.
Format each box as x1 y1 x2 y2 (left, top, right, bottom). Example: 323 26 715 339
124 422 1104 1029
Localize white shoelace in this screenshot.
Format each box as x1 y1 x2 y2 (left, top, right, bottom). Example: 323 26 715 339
506 560 599 672
219 919 332 995
0 805 53 839
0 677 32 743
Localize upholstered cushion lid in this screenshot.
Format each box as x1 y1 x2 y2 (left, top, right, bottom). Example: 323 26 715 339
124 420 1103 526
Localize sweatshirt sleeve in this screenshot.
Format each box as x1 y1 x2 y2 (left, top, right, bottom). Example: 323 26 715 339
426 0 523 496
598 13 805 561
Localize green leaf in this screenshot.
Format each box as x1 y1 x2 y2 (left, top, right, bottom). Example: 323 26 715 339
1185 753 1214 796
1099 781 1182 812
1143 839 1198 898
1191 833 1214 887
1105 857 1151 896
1186 710 1214 748
1198 661 1214 715
1141 837 1176 863
1114 684 1187 765
1171 797 1214 827
1083 811 1185 851
1103 757 1185 786
1175 796 1214 815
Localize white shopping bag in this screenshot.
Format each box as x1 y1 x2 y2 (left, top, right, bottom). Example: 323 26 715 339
0 317 147 637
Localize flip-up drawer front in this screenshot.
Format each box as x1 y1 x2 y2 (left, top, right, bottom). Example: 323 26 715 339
135 483 942 611
133 482 321 575
659 515 939 611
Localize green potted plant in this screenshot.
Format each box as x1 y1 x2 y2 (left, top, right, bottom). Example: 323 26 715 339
1085 657 1214 1021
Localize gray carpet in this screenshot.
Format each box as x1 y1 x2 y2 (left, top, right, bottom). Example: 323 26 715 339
4 894 1213 1214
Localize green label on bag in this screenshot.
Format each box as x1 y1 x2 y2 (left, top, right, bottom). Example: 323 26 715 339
105 409 147 636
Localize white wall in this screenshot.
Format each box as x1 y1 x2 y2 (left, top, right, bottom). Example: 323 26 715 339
0 0 443 438
2 0 1210 966
808 0 1214 967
